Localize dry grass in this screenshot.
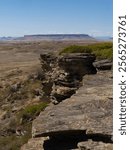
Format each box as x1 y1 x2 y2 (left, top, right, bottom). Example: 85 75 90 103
0 40 99 78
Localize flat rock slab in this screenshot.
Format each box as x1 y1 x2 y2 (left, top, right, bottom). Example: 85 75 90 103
32 71 112 137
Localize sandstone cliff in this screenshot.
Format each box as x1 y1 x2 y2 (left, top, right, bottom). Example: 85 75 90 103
40 53 97 104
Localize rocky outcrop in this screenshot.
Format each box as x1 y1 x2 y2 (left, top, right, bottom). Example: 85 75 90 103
20 70 112 150
32 71 112 137
40 53 97 104
21 52 112 150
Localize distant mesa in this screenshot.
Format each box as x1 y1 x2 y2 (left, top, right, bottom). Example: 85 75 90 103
23 34 94 40
0 34 95 41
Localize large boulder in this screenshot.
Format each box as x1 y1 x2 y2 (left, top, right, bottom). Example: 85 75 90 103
58 53 97 76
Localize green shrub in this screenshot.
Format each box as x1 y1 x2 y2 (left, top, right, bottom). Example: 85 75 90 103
59 45 92 54
18 102 48 123
59 42 113 60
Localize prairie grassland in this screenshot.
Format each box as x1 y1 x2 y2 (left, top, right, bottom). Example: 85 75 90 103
0 40 98 78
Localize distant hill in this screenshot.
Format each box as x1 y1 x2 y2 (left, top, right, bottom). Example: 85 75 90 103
94 36 113 41
0 37 15 41
16 34 95 41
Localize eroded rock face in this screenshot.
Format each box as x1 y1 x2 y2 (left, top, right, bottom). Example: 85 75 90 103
40 53 97 104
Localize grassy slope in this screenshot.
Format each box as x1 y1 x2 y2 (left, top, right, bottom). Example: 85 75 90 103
59 42 113 60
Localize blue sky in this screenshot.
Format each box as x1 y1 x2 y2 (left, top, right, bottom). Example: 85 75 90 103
0 0 112 37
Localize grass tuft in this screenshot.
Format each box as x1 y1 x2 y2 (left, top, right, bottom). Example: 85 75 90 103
18 102 48 123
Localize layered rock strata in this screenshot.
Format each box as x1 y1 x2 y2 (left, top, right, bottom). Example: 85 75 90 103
40 53 97 104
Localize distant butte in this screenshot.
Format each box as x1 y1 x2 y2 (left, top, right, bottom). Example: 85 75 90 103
18 34 95 41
